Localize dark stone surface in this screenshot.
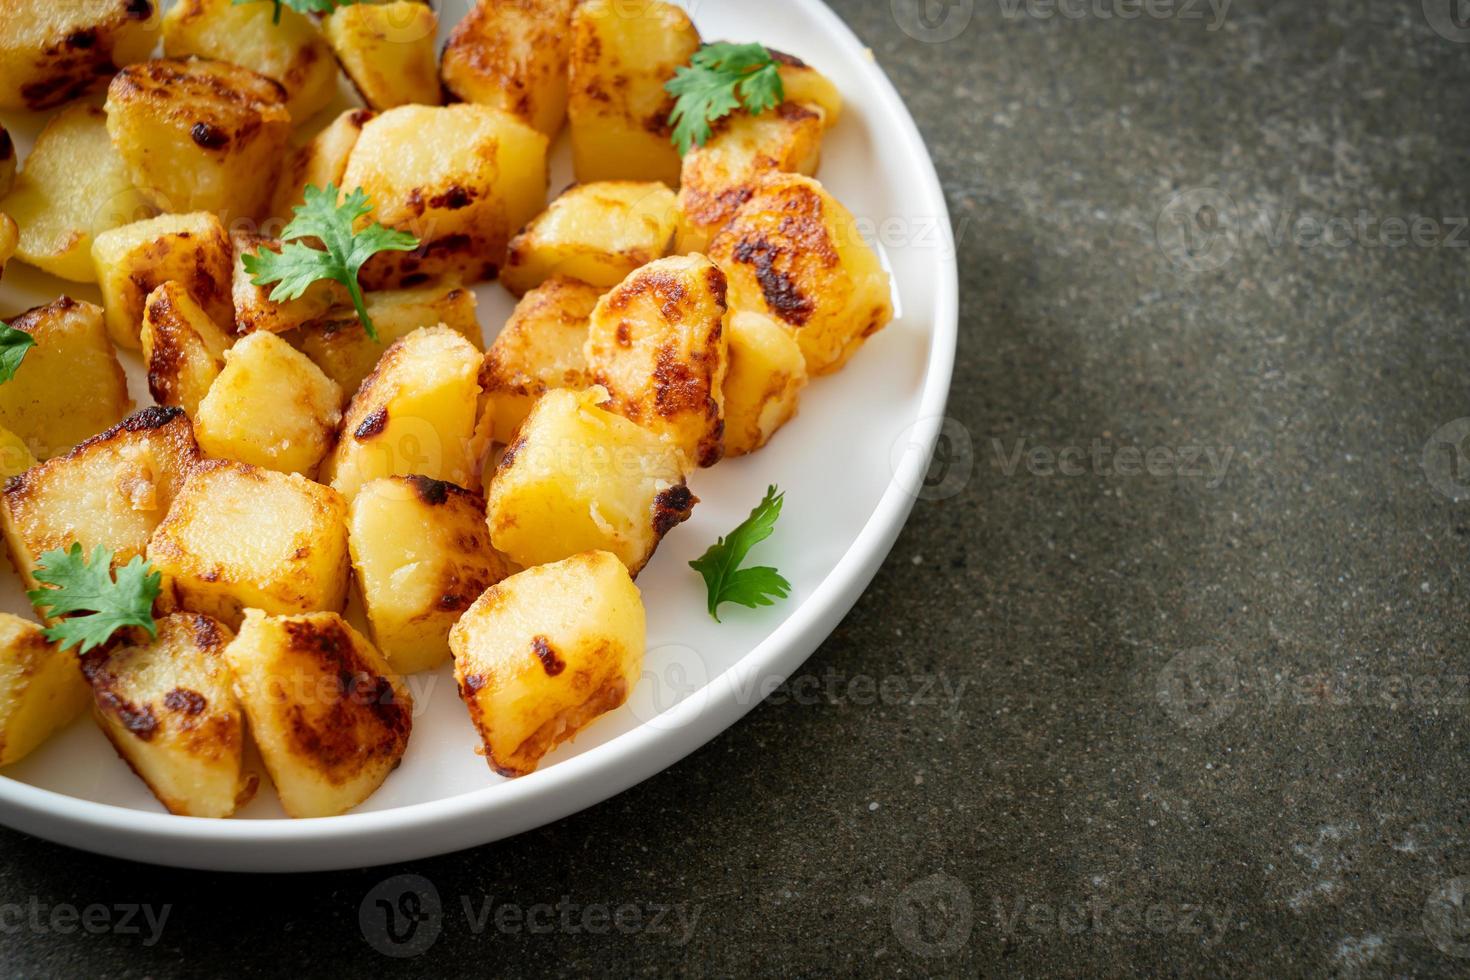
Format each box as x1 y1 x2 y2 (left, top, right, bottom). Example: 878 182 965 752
4 0 1470 975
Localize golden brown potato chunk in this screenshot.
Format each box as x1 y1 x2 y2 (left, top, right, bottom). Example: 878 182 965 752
231 232 347 337
774 50 844 127
722 310 808 456
440 0 575 138
141 281 233 417
0 0 157 111
0 215 15 281
323 2 440 111
269 108 374 223
0 613 89 767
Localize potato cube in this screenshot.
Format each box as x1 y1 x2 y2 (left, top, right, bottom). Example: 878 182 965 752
0 0 156 111
774 51 844 127
0 214 15 279
344 104 549 289
486 388 695 574
0 613 89 767
502 181 678 296
140 281 233 417
450 550 644 777
79 613 256 818
0 105 154 283
440 0 575 138
2 406 199 593
224 609 412 818
349 476 513 675
567 0 700 186
323 2 440 111
194 332 343 476
481 276 600 444
0 427 35 481
163 0 337 123
583 255 730 469
146 459 350 628
722 311 808 456
292 283 482 398
0 297 131 459
270 108 374 223
321 326 487 501
105 57 292 219
91 211 234 350
709 174 893 375
231 232 347 336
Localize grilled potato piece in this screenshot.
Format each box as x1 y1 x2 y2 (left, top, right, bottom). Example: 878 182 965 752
674 102 826 255
92 211 234 350
231 232 347 336
321 326 488 501
502 181 677 296
0 613 89 767
323 2 440 111
194 332 343 476
344 104 549 289
486 387 695 574
440 0 575 137
292 284 481 398
583 255 730 469
163 0 336 123
224 609 412 818
709 174 893 375
0 0 156 111
774 51 843 127
349 476 513 675
0 427 35 481
147 459 350 628
450 550 644 777
567 0 699 186
140 281 233 416
270 108 374 222
1 407 198 594
105 57 292 219
481 276 600 444
80 613 256 818
0 297 131 459
0 105 154 283
0 215 15 280
0 125 16 201
722 311 808 456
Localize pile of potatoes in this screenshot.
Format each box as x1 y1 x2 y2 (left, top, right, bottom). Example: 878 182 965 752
0 0 893 818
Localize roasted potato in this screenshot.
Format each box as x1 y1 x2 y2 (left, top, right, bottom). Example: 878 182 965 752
194 332 344 477
450 550 644 777
674 102 826 255
2 406 198 594
162 0 337 123
105 57 293 219
583 255 730 469
80 613 256 818
722 310 808 457
321 325 488 501
481 276 600 444
486 387 695 574
92 210 234 350
231 232 348 337
293 283 482 398
0 215 15 280
0 297 132 459
0 427 35 481
440 0 576 138
0 124 15 200
270 108 374 223
140 281 233 416
709 173 893 375
0 105 154 283
501 181 678 296
323 2 440 111
344 104 549 289
774 51 844 128
349 476 513 675
0 0 157 111
567 0 700 186
146 459 350 628
0 613 89 767
224 609 412 818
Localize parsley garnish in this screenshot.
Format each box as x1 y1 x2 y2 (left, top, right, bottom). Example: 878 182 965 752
232 0 347 26
242 183 418 343
689 485 791 621
666 42 786 155
27 544 161 654
0 320 35 385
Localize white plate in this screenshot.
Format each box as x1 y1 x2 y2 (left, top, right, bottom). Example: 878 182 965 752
0 0 957 871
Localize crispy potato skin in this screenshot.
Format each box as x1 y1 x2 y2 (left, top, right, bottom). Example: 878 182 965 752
80 613 256 818
231 232 347 337
0 0 158 111
141 281 232 417
0 612 89 767
441 0 576 137
270 109 374 223
722 310 808 456
450 550 644 777
773 50 843 128
323 2 440 111
583 255 730 469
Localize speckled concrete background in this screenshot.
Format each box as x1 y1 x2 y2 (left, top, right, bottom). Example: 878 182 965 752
4 0 1470 975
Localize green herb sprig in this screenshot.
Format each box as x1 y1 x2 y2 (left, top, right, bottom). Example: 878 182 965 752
27 544 161 654
666 42 786 155
689 485 791 621
0 320 34 385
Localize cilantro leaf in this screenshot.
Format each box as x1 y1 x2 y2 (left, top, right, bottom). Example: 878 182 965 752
0 320 35 385
27 544 161 654
232 0 345 25
689 485 791 621
667 42 786 155
242 183 418 343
